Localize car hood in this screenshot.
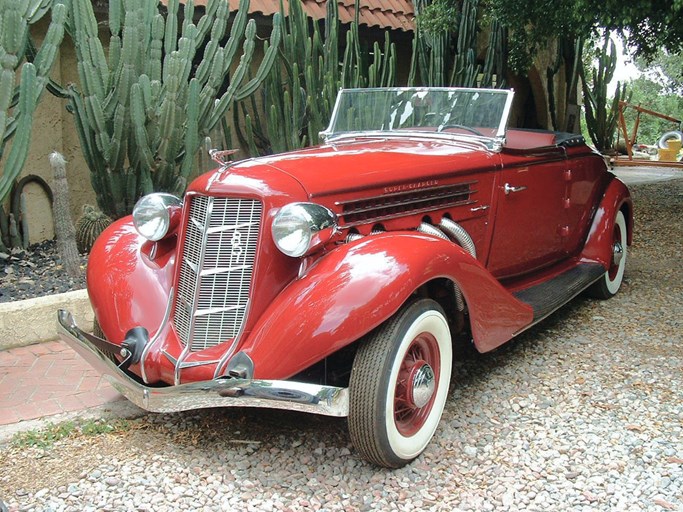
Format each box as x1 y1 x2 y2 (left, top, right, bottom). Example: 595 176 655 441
227 136 500 199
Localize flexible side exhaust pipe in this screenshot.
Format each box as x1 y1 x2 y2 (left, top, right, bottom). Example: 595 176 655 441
439 218 476 258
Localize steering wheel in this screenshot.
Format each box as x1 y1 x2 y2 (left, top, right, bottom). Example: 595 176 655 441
438 124 484 136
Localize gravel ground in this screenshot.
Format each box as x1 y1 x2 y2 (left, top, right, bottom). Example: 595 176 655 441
1 178 682 511
0 240 86 303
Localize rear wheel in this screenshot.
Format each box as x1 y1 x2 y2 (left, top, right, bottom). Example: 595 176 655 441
589 210 627 299
349 299 452 468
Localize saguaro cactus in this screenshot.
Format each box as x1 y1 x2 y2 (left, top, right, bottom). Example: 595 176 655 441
67 0 282 219
0 0 66 246
582 36 627 152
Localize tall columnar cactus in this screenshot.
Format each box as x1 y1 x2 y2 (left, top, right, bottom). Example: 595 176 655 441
236 0 396 156
547 37 584 132
50 151 81 278
0 1 66 250
409 0 505 89
581 36 626 152
67 0 282 219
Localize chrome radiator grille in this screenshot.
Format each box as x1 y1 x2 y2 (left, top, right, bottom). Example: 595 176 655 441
174 196 262 351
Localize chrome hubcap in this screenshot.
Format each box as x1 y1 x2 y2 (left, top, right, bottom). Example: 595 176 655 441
410 363 436 408
612 241 624 267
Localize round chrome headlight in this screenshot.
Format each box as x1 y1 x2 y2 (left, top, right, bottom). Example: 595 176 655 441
271 203 338 257
133 193 182 241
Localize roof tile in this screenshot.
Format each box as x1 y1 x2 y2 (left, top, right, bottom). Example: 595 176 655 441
164 0 414 31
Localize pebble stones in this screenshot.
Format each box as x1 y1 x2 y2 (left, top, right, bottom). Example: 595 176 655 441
1 180 682 511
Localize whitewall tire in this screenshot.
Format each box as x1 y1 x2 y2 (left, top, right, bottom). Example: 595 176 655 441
349 299 452 468
589 209 627 299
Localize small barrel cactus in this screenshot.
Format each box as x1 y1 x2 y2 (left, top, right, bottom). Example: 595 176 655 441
76 204 112 254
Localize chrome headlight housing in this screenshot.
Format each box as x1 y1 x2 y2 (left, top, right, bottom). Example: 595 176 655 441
132 193 182 241
272 202 338 257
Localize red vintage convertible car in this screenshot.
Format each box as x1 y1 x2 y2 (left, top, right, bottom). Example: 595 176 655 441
58 87 632 468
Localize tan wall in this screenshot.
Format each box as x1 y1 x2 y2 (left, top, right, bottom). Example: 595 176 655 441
21 19 95 245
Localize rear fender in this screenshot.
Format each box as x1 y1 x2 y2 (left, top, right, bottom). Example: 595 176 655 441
581 176 633 267
241 232 533 379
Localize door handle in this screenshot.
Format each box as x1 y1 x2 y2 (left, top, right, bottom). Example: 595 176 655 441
504 183 527 195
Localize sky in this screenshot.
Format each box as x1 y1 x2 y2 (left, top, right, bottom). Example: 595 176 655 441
609 35 641 95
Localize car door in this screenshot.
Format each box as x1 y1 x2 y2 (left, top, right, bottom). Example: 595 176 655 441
487 147 568 278
563 149 611 257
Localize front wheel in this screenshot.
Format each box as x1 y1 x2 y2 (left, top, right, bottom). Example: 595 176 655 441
348 299 452 468
588 209 627 299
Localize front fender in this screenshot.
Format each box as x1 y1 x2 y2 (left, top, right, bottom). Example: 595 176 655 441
581 176 633 267
241 232 533 379
87 218 175 344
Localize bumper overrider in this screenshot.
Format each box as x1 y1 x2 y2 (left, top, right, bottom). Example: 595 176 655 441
56 310 349 417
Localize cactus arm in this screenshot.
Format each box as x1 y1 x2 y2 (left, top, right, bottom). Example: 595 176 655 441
163 0 179 55
146 14 164 82
195 0 221 42
181 0 194 36
0 72 14 150
67 86 101 180
179 78 200 181
197 47 224 128
195 38 219 85
205 21 258 131
0 3 24 147
195 2 229 84
407 31 418 87
156 56 184 187
108 102 127 172
1 3 30 65
107 34 122 93
71 0 108 99
0 63 36 202
221 0 249 66
244 114 260 157
30 1 66 101
113 9 142 108
109 0 122 35
235 13 282 101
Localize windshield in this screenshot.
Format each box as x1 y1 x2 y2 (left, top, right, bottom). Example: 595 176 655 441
324 87 514 141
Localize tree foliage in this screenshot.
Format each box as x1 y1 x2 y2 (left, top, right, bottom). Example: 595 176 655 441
418 0 683 74
597 0 683 60
634 50 683 96
621 52 683 146
483 0 584 73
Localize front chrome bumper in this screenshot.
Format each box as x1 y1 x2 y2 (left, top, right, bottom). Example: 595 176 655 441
56 310 349 417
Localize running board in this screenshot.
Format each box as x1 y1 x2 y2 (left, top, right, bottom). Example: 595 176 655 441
513 263 605 322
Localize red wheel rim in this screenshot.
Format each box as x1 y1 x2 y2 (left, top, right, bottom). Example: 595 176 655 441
394 332 440 436
608 222 623 280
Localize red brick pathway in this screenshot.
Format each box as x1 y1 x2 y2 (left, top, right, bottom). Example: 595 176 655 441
0 341 122 426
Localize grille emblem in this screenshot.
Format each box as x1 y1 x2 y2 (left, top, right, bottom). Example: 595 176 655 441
230 230 245 261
